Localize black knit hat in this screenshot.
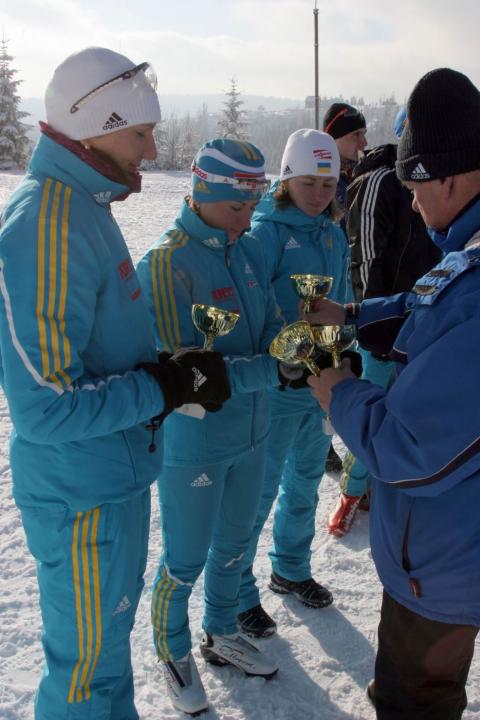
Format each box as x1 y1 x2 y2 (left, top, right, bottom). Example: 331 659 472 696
323 102 366 140
396 68 480 182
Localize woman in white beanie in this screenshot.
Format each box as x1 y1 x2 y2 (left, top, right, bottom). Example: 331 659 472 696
237 129 357 638
0 47 229 720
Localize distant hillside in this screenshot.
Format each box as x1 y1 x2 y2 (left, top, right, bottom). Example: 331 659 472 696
20 93 305 141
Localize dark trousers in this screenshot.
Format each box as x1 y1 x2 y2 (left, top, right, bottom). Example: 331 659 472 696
375 591 478 720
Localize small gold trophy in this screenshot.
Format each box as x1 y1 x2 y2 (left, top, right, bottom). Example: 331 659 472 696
175 304 240 420
192 304 240 350
269 320 321 376
312 325 356 367
291 274 333 314
311 324 356 434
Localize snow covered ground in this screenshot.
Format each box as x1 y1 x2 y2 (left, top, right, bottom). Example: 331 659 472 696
0 170 479 720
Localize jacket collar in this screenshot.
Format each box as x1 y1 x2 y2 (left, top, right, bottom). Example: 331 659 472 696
177 197 231 249
32 124 134 205
428 194 480 253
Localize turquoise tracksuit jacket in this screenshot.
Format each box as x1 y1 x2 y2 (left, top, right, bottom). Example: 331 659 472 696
248 183 353 416
0 134 166 511
331 197 480 625
136 198 283 466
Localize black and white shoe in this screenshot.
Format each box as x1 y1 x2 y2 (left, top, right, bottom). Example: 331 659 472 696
238 604 277 639
162 652 208 717
200 632 278 678
269 572 333 609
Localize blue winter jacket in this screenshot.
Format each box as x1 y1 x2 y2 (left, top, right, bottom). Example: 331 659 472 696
0 134 166 511
249 182 353 417
330 195 480 625
136 199 283 466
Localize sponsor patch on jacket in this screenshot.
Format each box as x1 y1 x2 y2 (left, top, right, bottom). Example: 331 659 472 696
117 257 141 301
212 286 234 302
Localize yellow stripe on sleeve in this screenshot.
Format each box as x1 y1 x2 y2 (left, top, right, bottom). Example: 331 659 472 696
158 235 190 351
151 250 172 351
37 179 52 378
46 182 61 384
57 185 72 383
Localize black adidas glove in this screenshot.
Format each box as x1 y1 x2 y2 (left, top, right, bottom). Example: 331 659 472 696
138 347 231 417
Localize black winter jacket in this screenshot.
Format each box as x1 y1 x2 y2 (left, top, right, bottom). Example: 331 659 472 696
346 144 442 301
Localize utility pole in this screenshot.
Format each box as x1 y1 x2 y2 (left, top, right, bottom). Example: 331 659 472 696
313 1 319 129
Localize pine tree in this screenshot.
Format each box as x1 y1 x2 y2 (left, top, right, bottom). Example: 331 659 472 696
0 38 30 169
217 78 248 140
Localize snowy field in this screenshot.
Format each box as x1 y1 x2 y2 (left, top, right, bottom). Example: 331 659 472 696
0 170 479 720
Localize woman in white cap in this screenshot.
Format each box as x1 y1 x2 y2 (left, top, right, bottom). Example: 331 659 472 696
137 137 312 716
237 129 358 638
0 47 229 720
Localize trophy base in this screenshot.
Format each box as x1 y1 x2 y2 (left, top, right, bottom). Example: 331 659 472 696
175 403 206 420
322 416 334 435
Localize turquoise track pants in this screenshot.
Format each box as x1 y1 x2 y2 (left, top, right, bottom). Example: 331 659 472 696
239 412 332 613
20 489 151 720
151 442 266 661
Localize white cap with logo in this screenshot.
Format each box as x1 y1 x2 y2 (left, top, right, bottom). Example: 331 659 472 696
44 46 161 140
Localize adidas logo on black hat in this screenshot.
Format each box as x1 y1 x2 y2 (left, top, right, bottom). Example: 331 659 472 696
410 162 430 180
103 112 128 131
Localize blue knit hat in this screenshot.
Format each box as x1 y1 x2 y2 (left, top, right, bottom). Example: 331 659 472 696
191 138 267 203
394 106 407 139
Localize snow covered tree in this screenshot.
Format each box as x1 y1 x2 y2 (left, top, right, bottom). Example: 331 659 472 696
0 39 30 169
217 78 248 140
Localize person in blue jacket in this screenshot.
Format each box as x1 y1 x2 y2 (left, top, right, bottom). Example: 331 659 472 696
0 47 229 720
237 129 355 640
327 107 442 538
307 68 480 719
137 138 303 716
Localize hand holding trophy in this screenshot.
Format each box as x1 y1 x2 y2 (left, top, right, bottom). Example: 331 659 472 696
311 324 356 433
312 325 356 367
291 274 333 314
175 304 240 419
269 320 321 376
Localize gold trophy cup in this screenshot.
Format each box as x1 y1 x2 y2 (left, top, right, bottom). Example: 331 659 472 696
312 324 356 367
269 320 321 376
192 304 240 350
175 304 240 420
291 274 333 314
311 324 356 434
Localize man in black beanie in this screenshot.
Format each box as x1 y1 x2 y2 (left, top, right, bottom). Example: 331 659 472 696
323 102 368 210
307 67 480 719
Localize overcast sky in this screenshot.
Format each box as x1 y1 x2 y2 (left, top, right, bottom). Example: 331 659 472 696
3 0 479 103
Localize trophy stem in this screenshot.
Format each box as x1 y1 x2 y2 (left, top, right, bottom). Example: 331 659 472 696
303 298 311 314
203 335 214 350
305 358 322 377
332 352 341 368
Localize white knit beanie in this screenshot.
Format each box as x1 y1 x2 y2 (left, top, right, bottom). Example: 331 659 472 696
280 129 340 181
44 47 161 140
